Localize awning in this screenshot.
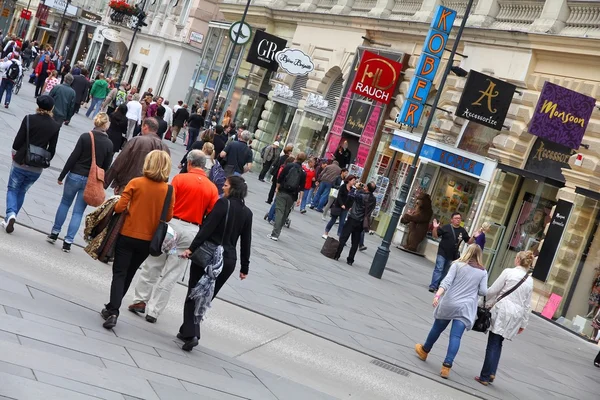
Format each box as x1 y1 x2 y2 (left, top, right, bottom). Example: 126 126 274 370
37 26 58 33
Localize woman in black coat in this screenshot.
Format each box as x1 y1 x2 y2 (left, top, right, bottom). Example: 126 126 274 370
180 176 253 351
107 105 128 152
323 175 356 239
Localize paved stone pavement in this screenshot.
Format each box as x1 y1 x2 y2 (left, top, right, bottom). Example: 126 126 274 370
2 82 600 399
0 267 336 400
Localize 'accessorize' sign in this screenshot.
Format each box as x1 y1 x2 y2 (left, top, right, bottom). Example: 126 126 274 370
350 50 402 104
455 70 515 130
529 81 596 149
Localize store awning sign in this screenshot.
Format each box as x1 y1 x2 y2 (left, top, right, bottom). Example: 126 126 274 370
44 0 78 16
350 50 402 104
275 48 314 76
455 70 515 130
390 135 484 177
524 137 575 182
397 5 456 127
246 30 287 72
101 28 122 43
529 81 596 149
533 200 573 282
81 10 102 21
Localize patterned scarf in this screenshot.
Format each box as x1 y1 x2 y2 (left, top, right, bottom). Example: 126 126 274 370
189 245 224 323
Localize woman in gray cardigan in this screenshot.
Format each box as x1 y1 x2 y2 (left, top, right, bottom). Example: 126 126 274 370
415 244 488 379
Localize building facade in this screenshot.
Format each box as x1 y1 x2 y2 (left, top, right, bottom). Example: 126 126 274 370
215 0 600 333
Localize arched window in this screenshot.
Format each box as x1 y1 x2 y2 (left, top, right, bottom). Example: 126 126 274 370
157 61 170 96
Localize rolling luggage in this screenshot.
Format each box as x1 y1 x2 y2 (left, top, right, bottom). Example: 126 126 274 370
320 237 339 259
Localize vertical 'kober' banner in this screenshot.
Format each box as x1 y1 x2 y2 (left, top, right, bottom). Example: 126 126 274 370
396 6 456 127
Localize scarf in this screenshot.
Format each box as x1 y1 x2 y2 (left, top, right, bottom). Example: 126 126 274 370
188 244 224 323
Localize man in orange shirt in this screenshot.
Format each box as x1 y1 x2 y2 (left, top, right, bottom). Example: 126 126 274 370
128 150 218 322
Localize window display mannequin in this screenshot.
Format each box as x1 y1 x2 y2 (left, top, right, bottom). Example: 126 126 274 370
587 267 600 318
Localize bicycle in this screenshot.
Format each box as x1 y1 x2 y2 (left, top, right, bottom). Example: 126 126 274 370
13 73 22 95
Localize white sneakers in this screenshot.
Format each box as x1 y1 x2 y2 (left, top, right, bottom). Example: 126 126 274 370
2 215 15 233
322 234 328 240
267 234 278 242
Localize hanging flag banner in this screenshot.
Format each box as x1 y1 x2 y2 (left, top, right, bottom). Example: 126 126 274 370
350 50 402 104
397 5 456 127
529 81 595 149
455 70 516 130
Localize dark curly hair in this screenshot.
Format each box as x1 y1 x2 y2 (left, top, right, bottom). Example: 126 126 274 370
226 176 247 199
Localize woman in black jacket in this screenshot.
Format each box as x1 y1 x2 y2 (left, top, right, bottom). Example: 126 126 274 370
47 113 114 252
107 104 128 152
180 176 253 351
322 175 356 239
186 110 205 151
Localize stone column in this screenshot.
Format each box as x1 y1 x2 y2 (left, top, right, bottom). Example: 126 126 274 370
331 0 355 15
530 0 569 34
367 0 393 19
466 0 499 28
298 0 318 12
412 0 441 23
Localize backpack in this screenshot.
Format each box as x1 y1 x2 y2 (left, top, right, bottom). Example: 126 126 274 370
260 145 268 159
209 162 227 196
283 164 302 192
6 61 19 80
115 90 126 107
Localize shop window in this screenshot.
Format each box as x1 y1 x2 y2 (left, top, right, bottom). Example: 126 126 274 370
128 63 137 85
178 0 193 25
458 121 500 158
431 169 484 228
294 111 331 157
157 61 169 97
137 67 148 91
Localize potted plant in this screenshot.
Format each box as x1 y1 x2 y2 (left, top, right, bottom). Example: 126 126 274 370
109 0 135 15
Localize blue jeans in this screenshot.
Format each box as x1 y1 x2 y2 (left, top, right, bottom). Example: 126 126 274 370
430 255 453 290
300 188 312 211
0 78 14 105
51 173 88 244
86 97 103 118
325 209 347 236
311 182 332 211
479 331 504 381
186 128 200 151
268 198 277 222
423 319 466 367
6 165 41 220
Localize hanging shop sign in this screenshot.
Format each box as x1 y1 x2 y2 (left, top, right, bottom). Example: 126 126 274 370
529 81 595 149
306 93 329 109
390 135 485 177
228 21 252 45
532 199 573 281
273 83 294 99
350 50 402 104
101 28 122 42
246 30 287 71
397 5 456 127
524 137 575 182
275 48 314 76
20 9 32 20
44 0 78 16
455 70 516 130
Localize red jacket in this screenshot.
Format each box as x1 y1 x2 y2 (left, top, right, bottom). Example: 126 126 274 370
35 60 56 76
302 165 315 190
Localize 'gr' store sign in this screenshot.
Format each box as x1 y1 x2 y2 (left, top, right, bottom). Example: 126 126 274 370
396 6 456 127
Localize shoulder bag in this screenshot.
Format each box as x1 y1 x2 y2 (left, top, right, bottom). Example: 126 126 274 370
24 115 52 168
190 200 230 270
473 270 531 333
83 132 106 207
149 185 173 257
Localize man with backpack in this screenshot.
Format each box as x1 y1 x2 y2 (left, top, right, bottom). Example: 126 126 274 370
268 152 307 242
258 141 279 182
220 130 253 176
0 56 22 108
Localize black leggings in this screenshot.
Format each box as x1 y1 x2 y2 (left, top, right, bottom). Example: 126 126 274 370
179 257 236 339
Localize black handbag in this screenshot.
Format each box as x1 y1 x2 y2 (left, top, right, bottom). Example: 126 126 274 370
472 271 531 333
190 200 230 270
149 185 173 257
330 204 342 217
24 115 52 168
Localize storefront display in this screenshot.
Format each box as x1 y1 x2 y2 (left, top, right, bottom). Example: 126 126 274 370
290 111 330 157
431 169 482 227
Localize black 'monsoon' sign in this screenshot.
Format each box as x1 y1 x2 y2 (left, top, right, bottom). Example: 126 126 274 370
455 70 516 131
246 30 287 71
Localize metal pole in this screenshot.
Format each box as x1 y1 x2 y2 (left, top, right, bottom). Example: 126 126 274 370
368 0 475 279
116 0 146 84
209 0 251 125
55 0 70 52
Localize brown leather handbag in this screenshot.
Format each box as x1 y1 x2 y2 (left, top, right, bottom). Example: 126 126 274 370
83 131 106 207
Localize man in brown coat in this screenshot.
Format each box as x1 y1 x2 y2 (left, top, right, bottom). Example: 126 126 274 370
104 117 170 194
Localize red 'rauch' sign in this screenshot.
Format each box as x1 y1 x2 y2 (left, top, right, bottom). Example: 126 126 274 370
351 50 402 104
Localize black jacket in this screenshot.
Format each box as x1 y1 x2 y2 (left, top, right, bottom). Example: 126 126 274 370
213 133 227 158
189 197 253 274
277 161 306 201
107 113 128 152
12 114 61 165
334 148 352 169
157 117 168 139
349 190 376 224
187 114 204 130
173 108 190 127
71 75 90 104
58 129 114 181
334 183 354 209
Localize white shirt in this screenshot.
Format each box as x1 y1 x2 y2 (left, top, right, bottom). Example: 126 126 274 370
126 100 142 123
0 59 22 80
163 104 173 126
486 266 533 340
173 104 182 113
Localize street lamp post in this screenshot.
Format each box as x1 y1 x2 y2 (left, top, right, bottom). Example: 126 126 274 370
116 0 148 85
368 0 476 279
208 0 252 125
55 0 71 53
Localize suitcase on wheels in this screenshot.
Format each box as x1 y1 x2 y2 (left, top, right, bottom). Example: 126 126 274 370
320 237 339 259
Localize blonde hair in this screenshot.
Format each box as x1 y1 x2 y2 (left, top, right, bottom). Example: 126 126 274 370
516 251 535 268
94 112 109 129
481 222 491 231
202 142 214 157
36 108 53 117
50 70 58 78
143 150 171 182
458 244 484 266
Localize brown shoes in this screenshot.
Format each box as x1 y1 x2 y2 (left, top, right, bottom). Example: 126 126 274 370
414 344 428 361
128 302 146 314
440 363 452 379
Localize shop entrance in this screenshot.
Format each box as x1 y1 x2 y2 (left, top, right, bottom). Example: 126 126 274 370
487 176 560 283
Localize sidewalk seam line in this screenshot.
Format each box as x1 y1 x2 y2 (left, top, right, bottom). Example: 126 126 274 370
233 329 295 359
